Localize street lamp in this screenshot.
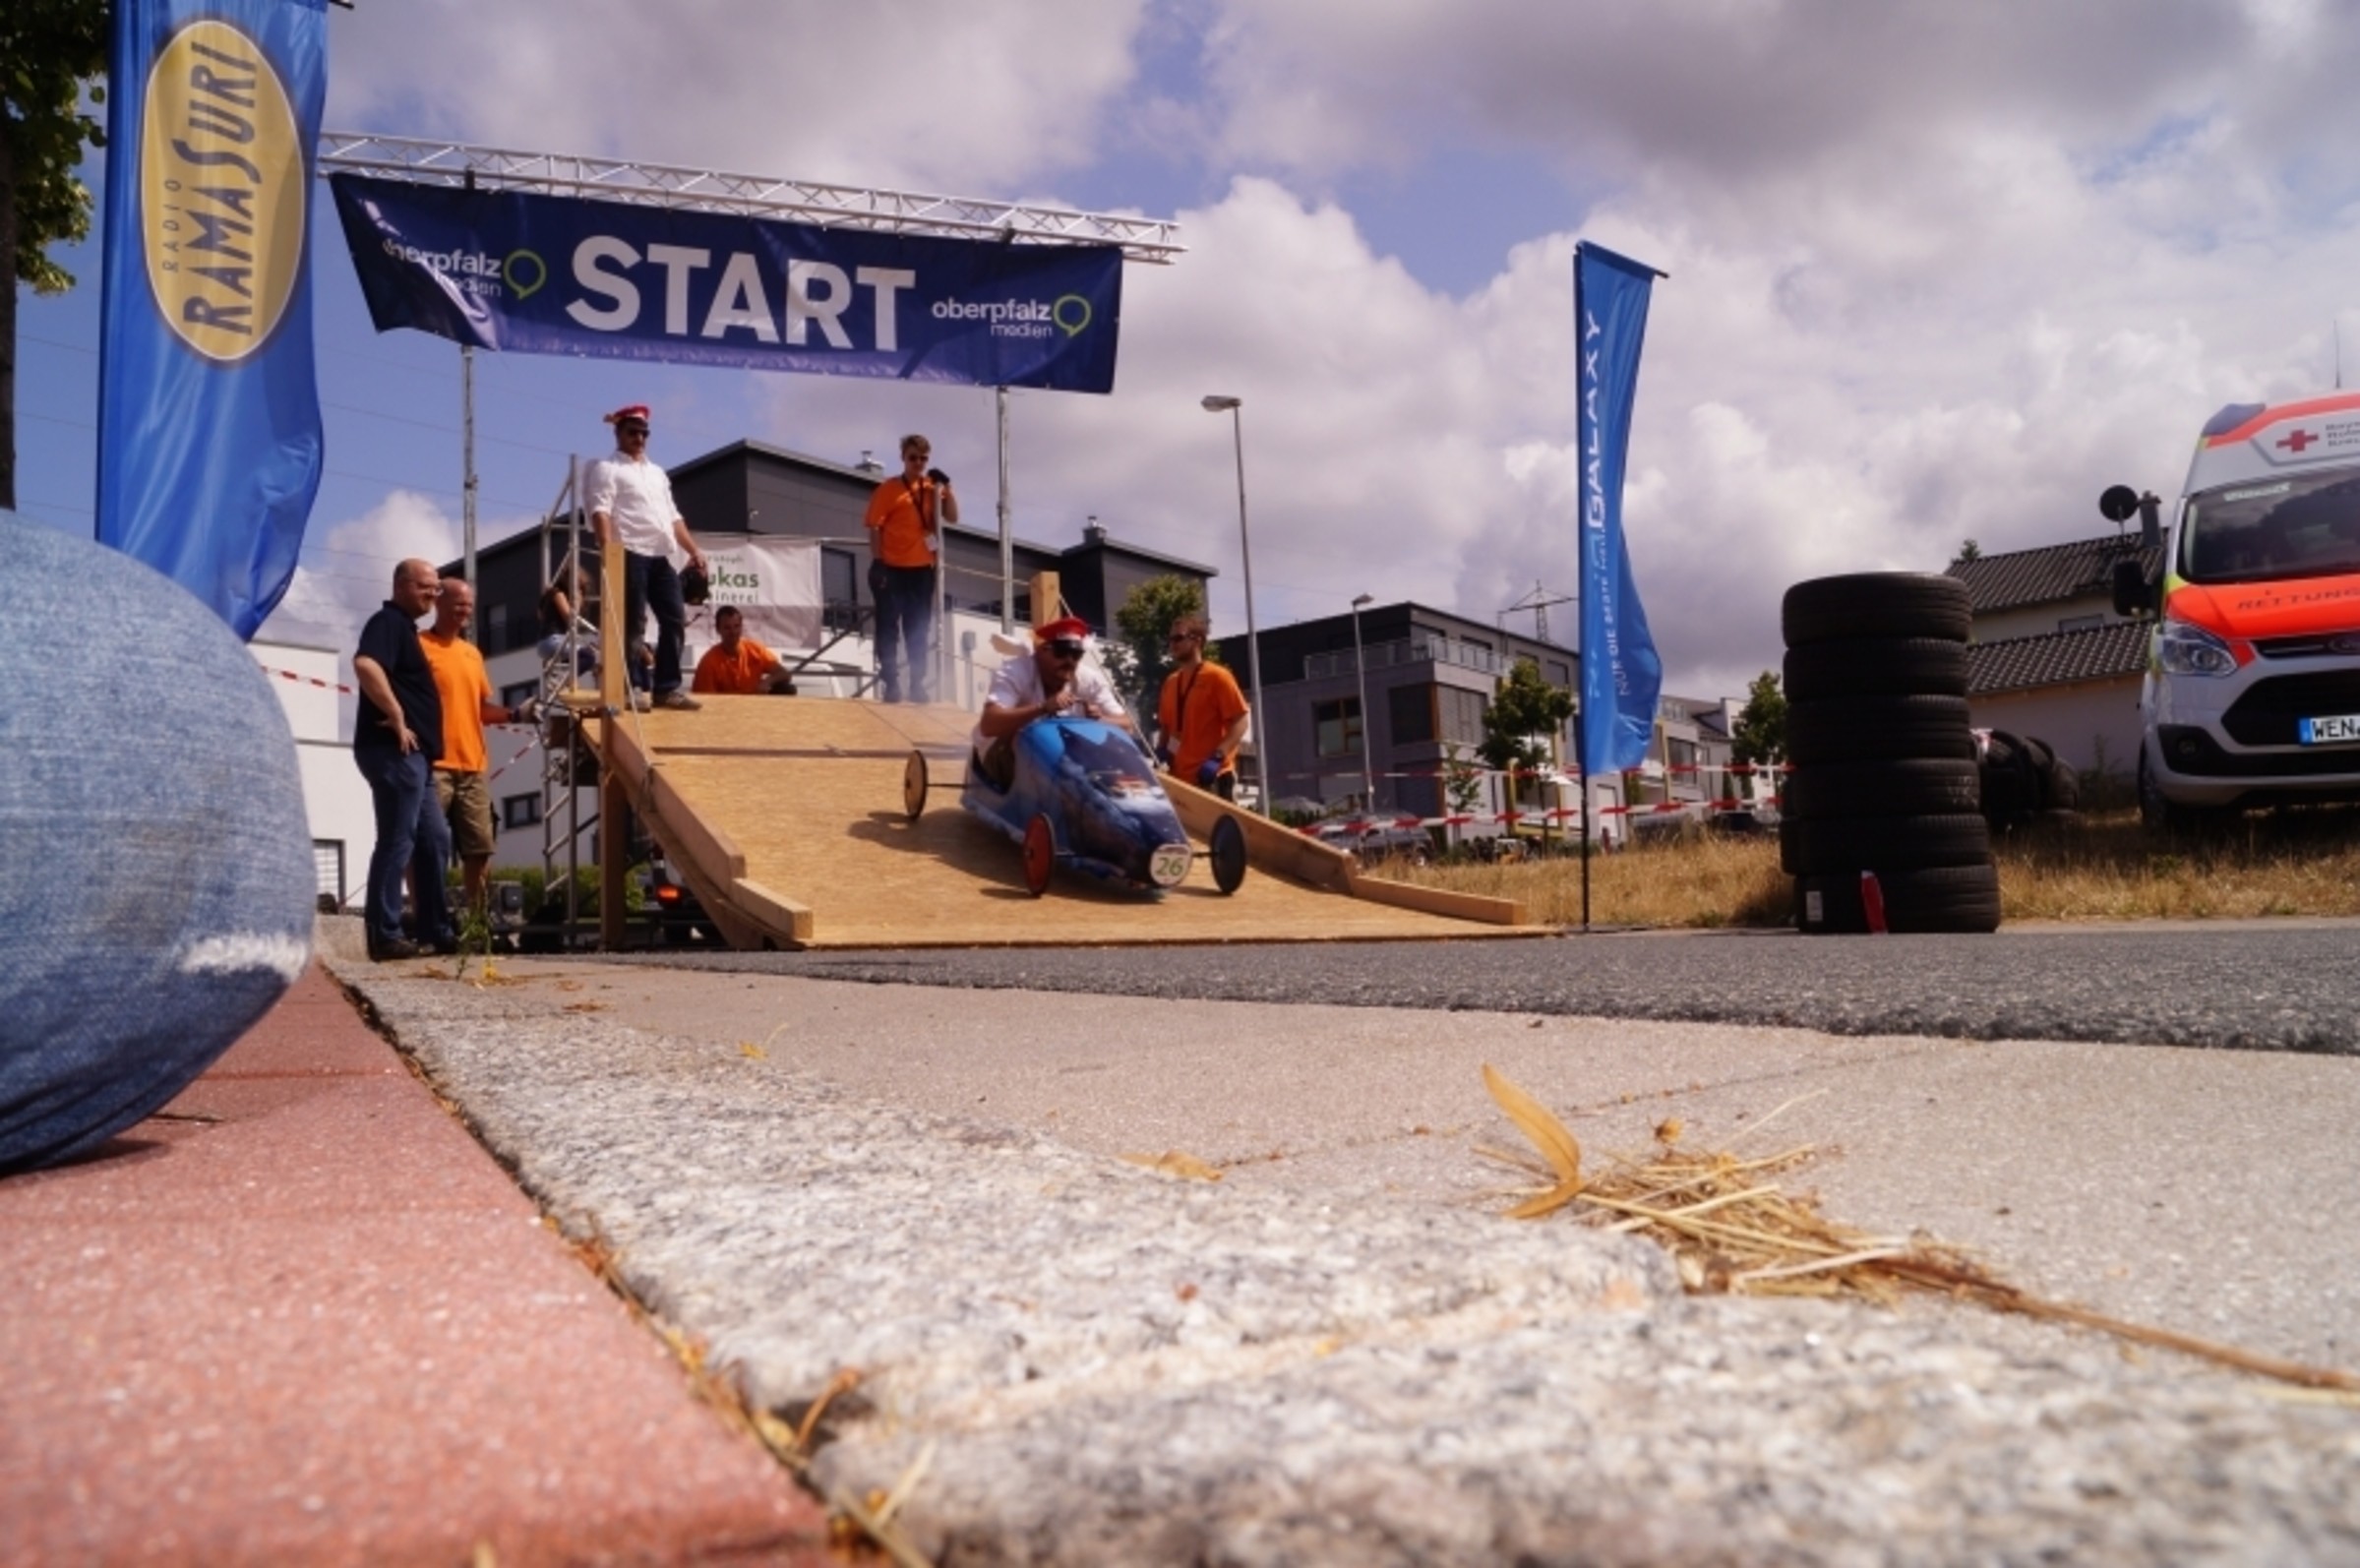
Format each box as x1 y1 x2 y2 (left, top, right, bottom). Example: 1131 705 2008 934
1350 593 1376 811
1201 394 1268 814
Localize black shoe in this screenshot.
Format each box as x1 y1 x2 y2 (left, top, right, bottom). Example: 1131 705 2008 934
431 935 461 957
368 937 424 962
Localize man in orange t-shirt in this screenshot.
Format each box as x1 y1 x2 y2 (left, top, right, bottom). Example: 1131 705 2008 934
693 606 788 694
862 432 957 704
422 577 534 923
1156 612 1250 801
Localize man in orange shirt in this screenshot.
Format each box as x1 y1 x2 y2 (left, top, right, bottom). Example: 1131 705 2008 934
422 577 535 924
692 606 790 694
1156 612 1250 801
862 432 957 704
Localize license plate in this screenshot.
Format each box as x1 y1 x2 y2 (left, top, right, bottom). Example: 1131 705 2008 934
1150 843 1192 887
2297 712 2360 745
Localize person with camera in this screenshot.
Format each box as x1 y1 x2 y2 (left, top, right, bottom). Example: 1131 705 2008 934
586 403 706 711
862 432 957 704
1156 612 1251 801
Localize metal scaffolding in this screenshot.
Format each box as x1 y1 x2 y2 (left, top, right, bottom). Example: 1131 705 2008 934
315 133 1185 263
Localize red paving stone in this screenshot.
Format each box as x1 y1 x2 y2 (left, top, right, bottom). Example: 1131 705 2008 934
0 966 832 1567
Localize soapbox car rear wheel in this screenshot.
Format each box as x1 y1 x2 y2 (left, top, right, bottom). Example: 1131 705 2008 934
901 750 928 821
1021 814 1057 897
1209 814 1248 895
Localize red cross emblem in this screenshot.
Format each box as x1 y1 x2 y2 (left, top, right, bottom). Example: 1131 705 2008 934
2278 428 2318 452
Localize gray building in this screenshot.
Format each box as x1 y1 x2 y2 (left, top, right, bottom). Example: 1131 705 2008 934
1214 602 1580 819
459 439 1212 658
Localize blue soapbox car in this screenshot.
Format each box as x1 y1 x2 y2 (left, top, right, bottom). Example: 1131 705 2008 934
902 714 1248 898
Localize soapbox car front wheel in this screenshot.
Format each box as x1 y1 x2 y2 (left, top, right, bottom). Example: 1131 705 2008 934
901 749 929 822
1021 814 1057 897
1208 814 1248 895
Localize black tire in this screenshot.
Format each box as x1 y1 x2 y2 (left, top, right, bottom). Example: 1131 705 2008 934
1783 636 1969 701
1209 814 1248 895
1783 573 1972 647
2137 748 2229 836
1781 757 1981 821
1781 813 1992 876
1785 694 1976 764
1794 863 2002 935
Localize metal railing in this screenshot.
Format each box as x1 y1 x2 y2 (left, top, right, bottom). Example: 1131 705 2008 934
1301 633 1512 681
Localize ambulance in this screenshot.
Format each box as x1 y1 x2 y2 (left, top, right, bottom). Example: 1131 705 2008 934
2106 392 2360 830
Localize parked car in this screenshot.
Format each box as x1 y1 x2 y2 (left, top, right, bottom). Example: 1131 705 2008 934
1706 805 1782 836
1313 814 1434 867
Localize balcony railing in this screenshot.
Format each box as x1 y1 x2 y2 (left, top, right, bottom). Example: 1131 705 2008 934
1301 633 1510 681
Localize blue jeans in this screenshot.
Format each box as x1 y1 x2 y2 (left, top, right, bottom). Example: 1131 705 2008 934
874 564 936 703
0 510 315 1175
357 748 451 950
624 552 688 695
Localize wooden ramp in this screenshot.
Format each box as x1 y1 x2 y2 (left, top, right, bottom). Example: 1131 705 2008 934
590 694 1531 949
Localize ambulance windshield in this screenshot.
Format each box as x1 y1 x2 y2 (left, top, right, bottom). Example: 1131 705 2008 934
2182 469 2360 585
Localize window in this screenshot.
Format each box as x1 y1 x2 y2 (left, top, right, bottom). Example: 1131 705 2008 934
821 548 859 632
1543 660 1570 687
1439 687 1487 745
503 794 543 830
1312 696 1362 757
1388 682 1436 745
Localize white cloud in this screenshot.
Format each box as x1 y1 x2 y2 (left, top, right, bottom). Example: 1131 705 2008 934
259 490 460 651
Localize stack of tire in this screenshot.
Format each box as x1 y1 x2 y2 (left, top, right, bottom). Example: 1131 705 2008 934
1780 573 2000 934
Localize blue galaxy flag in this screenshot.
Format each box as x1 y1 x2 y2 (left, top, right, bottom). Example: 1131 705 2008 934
1573 242 1664 777
332 174 1125 394
96 0 326 639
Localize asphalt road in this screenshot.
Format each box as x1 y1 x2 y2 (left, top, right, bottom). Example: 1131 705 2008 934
618 920 2360 1055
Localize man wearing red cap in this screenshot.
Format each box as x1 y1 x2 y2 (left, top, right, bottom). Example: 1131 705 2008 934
586 404 708 711
862 433 957 704
972 617 1128 789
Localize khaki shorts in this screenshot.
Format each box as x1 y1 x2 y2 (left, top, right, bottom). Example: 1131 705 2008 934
435 768 496 859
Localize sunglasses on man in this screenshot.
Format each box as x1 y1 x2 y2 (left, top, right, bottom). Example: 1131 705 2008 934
1047 638 1086 659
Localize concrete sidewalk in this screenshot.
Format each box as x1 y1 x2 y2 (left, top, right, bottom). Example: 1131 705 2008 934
314 938 2360 1564
0 965 826 1567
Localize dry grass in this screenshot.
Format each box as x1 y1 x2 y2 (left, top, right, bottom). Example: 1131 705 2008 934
1394 806 2360 929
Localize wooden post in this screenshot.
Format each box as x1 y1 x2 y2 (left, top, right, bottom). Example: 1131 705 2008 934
1030 569 1060 631
599 528 629 950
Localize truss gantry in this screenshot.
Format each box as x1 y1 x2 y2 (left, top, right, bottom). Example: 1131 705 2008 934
315 133 1184 263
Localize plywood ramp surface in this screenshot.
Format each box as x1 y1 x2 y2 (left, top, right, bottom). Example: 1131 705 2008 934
602 698 1525 948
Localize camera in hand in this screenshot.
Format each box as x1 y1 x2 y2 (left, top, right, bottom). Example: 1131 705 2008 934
927 467 951 486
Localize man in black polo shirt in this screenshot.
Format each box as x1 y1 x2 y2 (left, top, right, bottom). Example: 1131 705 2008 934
351 559 454 961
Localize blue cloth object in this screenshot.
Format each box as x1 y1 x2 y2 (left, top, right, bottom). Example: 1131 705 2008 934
0 513 313 1174
873 564 937 704
1574 242 1666 776
1195 756 1223 787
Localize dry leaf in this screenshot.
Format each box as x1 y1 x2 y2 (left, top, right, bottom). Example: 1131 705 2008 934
1655 1117 1685 1145
1481 1063 1582 1184
740 1042 766 1059
1121 1150 1224 1182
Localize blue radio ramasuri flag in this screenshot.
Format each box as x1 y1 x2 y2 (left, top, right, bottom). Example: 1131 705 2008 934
1574 242 1665 776
96 0 327 639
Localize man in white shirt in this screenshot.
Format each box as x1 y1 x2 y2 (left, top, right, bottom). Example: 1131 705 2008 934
972 616 1129 789
585 403 708 711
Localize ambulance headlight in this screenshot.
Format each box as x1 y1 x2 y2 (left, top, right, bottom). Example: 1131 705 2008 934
2156 618 2238 677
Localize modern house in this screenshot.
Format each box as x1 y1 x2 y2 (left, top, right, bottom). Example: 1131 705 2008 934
1212 601 1615 830
1945 533 2163 777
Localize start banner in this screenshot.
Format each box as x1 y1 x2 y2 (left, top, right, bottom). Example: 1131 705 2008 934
331 174 1123 393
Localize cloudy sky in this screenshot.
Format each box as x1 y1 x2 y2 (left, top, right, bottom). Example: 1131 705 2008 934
19 0 2360 698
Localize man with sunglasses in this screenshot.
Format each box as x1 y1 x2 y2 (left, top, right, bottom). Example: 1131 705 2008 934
862 433 957 704
1155 612 1250 801
971 616 1129 789
586 403 707 711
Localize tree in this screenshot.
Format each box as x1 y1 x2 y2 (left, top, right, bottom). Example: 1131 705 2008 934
1954 538 1982 564
1109 573 1209 721
2 0 111 510
1479 658 1575 804
1729 670 1787 792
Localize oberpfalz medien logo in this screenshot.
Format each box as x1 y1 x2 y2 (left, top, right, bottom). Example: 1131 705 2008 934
378 237 547 303
930 293 1094 340
140 20 307 362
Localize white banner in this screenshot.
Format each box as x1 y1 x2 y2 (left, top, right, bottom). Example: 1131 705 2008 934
683 534 824 656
